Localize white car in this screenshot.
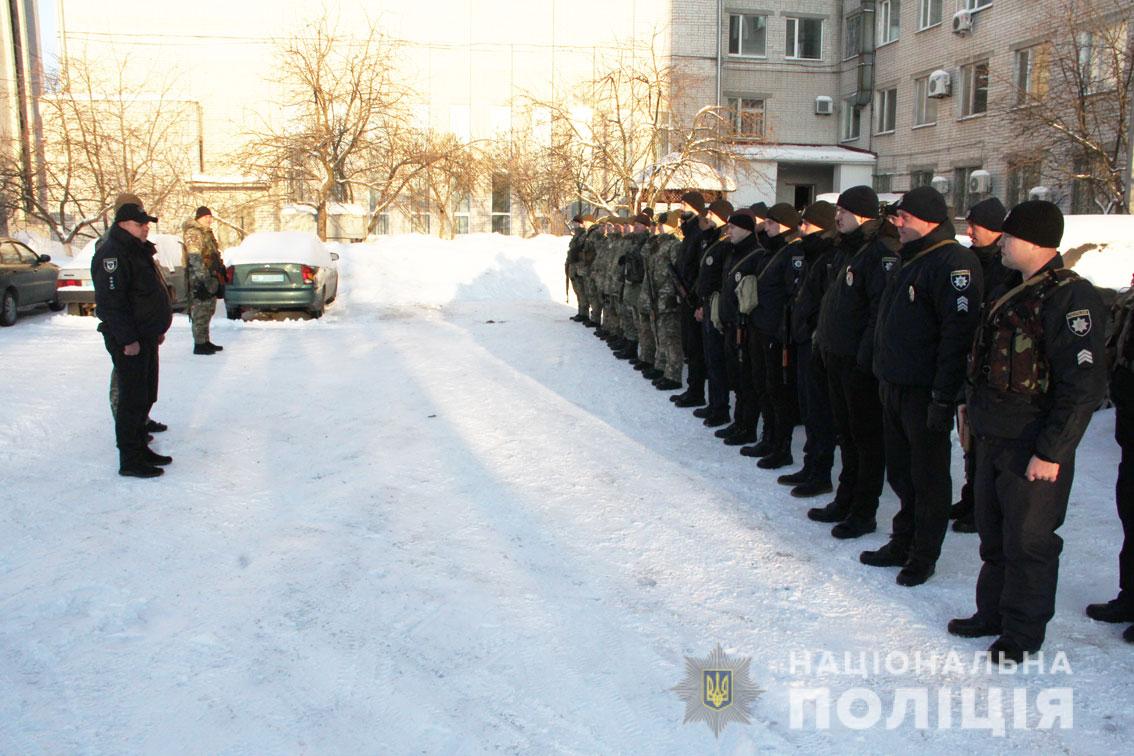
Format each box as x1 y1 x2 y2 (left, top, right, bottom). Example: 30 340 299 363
56 233 189 314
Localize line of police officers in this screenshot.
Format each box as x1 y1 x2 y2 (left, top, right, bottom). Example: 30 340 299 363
564 185 1134 663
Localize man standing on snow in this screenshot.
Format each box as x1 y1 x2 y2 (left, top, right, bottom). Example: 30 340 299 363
183 206 225 355
92 203 174 478
950 200 1106 663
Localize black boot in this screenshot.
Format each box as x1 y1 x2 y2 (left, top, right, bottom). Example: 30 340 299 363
144 448 173 466
952 515 977 533
119 457 164 478
703 412 731 428
739 438 774 458
896 561 936 587
808 500 851 523
674 394 706 408
693 406 714 419
859 541 909 568
1085 596 1134 623
656 378 683 391
145 419 168 433
643 368 662 380
791 477 834 498
757 444 793 470
831 517 876 539
723 429 756 446
777 467 811 486
194 343 217 355
947 614 1001 638
206 342 224 351
714 423 743 439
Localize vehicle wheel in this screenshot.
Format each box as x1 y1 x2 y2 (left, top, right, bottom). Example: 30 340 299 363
0 289 17 326
48 298 65 312
226 306 242 320
309 305 324 319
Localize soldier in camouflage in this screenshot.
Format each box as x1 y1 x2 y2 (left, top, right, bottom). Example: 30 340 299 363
616 213 651 362
182 206 225 355
636 219 664 379
565 214 594 322
585 219 609 331
652 214 685 391
949 200 1106 663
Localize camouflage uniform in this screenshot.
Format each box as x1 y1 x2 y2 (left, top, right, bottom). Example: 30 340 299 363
620 231 649 347
182 218 223 346
635 235 661 367
654 234 685 384
585 228 606 326
600 230 622 335
565 226 589 318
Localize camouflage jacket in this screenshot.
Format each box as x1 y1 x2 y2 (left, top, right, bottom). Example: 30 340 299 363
182 218 223 297
654 235 683 314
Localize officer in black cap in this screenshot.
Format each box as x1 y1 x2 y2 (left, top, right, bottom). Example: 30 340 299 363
716 210 764 445
809 186 900 537
691 199 735 427
950 200 1106 663
864 186 983 587
672 192 709 408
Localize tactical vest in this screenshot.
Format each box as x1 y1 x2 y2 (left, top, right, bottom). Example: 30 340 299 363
969 268 1078 396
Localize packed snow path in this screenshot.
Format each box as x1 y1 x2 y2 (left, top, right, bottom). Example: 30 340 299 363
2 298 1132 753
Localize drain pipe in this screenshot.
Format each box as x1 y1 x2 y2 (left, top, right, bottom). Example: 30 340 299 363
716 0 722 107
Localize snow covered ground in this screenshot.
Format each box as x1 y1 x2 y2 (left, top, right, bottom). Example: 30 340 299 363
2 233 1133 753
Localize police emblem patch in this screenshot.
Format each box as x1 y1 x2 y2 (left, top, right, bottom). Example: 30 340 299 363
951 270 971 291
882 257 897 272
673 643 761 738
103 258 118 273
792 257 803 270
1067 309 1092 336
846 269 854 286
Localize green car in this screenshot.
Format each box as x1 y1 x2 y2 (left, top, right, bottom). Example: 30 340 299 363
0 237 62 326
222 232 340 319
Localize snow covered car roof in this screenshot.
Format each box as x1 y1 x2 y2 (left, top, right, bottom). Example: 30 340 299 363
60 233 184 273
224 231 335 268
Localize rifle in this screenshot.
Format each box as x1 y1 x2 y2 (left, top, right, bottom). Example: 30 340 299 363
564 262 570 304
644 249 660 350
668 261 699 308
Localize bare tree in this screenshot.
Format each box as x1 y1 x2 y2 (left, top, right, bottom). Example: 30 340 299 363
0 56 193 245
416 132 485 239
490 110 577 236
1008 0 1134 213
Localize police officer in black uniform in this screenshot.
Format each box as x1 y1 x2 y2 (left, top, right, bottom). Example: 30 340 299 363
692 199 734 427
1085 269 1134 641
92 203 174 478
716 210 765 445
672 193 708 408
864 186 983 586
948 200 1106 662
809 186 900 537
951 197 1016 532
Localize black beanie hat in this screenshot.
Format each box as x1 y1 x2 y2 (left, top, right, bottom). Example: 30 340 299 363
726 212 756 233
749 202 769 219
767 202 801 230
1002 200 1064 248
802 200 836 231
966 197 1007 232
708 199 734 222
195 205 212 220
681 191 706 213
836 185 880 219
895 186 949 224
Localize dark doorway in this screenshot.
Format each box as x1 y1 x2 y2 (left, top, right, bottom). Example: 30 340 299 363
793 185 814 210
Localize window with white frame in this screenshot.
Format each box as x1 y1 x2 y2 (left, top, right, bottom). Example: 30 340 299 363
845 14 863 60
1014 45 1048 105
919 0 942 29
960 60 989 117
874 174 893 193
876 88 898 133
728 13 768 57
1006 159 1042 206
786 17 823 60
1077 24 1127 94
491 173 511 235
913 76 938 126
910 170 934 190
953 166 983 217
842 100 861 141
726 96 766 138
964 0 992 9
454 195 471 235
878 1 901 45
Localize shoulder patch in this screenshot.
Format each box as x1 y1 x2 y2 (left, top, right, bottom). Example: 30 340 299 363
1067 309 1092 337
103 258 118 273
957 296 969 312
950 270 971 291
792 256 804 270
882 257 898 272
1077 349 1094 365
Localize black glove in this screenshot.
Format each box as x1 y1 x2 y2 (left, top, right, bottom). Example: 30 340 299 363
193 281 209 300
927 401 954 434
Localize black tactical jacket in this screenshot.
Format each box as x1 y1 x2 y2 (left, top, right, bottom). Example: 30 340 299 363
92 225 173 345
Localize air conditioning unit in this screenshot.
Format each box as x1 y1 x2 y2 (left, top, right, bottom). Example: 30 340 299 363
1029 185 1052 201
927 70 952 98
952 9 974 35
968 169 992 194
931 175 952 195
815 96 833 115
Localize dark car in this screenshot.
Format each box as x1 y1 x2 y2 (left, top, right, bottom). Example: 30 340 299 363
0 238 62 326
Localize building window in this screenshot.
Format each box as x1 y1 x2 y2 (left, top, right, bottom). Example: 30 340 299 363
1006 159 1042 206
878 1 901 45
910 170 934 190
875 88 898 133
913 76 938 126
726 96 766 138
960 60 989 117
373 212 390 235
919 0 942 29
1014 45 1049 105
841 100 861 142
844 14 864 60
964 0 992 9
1077 24 1127 95
874 174 893 193
728 14 768 57
786 17 823 61
454 195 471 235
953 167 982 217
491 174 511 235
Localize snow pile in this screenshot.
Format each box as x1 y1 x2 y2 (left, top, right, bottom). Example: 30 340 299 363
57 233 184 273
334 233 568 307
223 231 333 268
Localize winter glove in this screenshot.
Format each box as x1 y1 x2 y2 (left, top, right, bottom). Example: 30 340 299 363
927 401 955 434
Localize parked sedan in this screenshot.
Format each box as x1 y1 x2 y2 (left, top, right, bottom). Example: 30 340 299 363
223 232 339 319
0 238 62 326
55 233 189 315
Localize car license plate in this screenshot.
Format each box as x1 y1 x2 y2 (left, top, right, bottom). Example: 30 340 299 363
250 273 287 284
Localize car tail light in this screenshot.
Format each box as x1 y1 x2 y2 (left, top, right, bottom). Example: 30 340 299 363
56 279 82 288
301 265 316 285
226 266 234 284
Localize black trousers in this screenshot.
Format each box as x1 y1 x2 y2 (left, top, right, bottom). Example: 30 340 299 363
825 352 886 517
974 438 1074 650
680 302 705 397
747 331 790 449
797 341 835 476
103 332 159 463
702 319 729 414
1116 405 1134 600
881 381 953 567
